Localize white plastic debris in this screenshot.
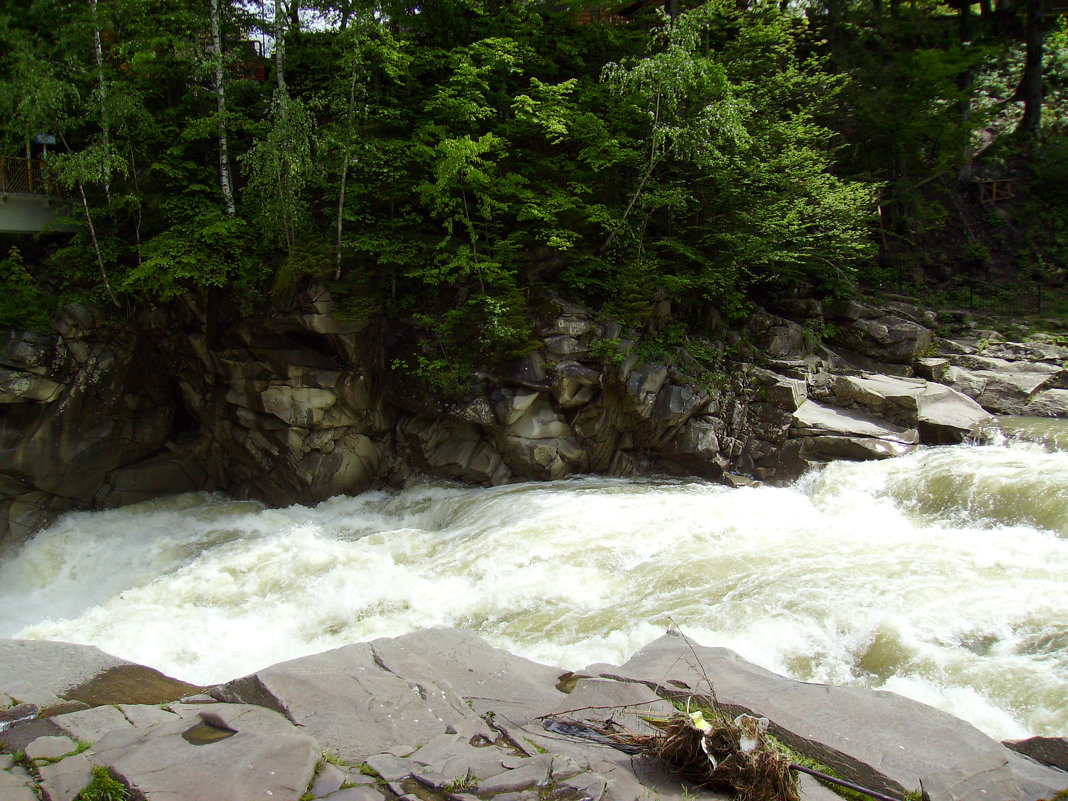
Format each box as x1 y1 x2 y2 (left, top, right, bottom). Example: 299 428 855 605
733 713 770 753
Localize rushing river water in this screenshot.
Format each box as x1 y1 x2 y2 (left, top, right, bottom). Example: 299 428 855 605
2 419 1067 742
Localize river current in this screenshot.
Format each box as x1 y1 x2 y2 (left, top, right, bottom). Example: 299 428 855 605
1 418 1066 742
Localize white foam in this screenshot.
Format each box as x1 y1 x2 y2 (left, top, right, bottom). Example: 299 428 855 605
4 449 1068 741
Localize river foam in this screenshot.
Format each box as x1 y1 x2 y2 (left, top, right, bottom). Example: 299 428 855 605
2 435 1067 741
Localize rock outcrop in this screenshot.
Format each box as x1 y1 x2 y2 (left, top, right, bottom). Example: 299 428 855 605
1 630 1064 801
2 288 1064 544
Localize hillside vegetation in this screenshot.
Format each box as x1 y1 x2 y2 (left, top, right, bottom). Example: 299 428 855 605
3 0 1067 392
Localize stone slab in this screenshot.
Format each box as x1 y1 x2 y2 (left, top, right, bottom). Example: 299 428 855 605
89 703 320 801
586 632 1067 801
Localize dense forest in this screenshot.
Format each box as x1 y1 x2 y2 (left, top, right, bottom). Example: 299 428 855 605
2 0 1067 392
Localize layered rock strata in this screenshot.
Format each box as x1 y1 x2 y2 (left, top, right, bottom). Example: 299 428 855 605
4 288 1063 543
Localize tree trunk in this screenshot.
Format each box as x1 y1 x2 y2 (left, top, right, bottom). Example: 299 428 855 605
78 179 121 308
335 56 360 280
88 0 111 204
275 0 286 91
211 0 236 216
1016 0 1045 138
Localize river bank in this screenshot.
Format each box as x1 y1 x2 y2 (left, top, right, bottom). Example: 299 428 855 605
1 628 1066 801
5 286 1067 544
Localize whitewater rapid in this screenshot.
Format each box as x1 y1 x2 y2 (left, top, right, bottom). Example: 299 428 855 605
1 427 1066 742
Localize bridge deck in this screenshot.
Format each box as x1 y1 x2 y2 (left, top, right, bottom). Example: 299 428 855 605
0 157 77 234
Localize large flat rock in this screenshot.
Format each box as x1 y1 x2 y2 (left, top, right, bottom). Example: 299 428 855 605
830 374 992 444
0 640 197 711
792 399 917 442
585 632 1067 801
88 702 319 801
210 628 565 762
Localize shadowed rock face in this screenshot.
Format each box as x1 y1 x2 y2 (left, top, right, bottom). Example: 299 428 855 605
1 289 1063 544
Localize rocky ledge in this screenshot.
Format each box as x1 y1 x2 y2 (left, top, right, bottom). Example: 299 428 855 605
8 288 1066 543
1 629 1065 801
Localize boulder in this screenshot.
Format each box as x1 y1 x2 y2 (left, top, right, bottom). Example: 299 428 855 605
1025 389 1068 417
829 374 992 444
587 632 1067 801
943 366 1056 415
845 315 933 364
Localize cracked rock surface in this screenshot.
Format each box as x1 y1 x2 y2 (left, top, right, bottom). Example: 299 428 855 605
1 629 1065 801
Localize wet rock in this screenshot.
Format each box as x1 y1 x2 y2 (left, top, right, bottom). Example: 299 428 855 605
0 640 191 711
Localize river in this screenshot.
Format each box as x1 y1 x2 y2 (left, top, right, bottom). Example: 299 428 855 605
1 418 1066 743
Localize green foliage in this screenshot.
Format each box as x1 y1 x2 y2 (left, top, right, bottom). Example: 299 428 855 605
242 88 317 253
76 766 129 801
0 246 53 330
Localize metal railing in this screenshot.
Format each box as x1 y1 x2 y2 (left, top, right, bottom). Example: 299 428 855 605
0 157 66 197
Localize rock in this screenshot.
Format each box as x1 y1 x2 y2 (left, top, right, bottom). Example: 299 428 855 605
914 357 949 382
544 335 589 358
505 396 571 439
492 389 541 426
841 315 934 363
1003 736 1068 771
541 316 594 339
752 369 807 412
88 703 319 801
52 705 134 743
210 641 468 763
806 435 911 461
1024 389 1068 417
0 640 193 711
943 366 1056 415
0 767 38 801
652 384 708 425
792 400 917 444
0 369 65 403
625 363 669 418
919 750 1021 801
546 678 674 737
260 386 338 427
25 735 78 761
983 340 1068 363
830 373 993 444
37 752 93 801
587 632 1066 801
